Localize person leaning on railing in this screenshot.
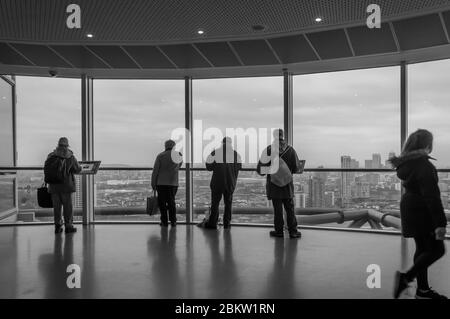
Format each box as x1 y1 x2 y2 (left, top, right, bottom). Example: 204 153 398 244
391 129 448 299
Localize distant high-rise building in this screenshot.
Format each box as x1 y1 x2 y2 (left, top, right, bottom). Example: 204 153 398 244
353 177 370 198
372 153 382 169
365 160 372 169
324 191 335 207
340 156 353 206
295 193 306 208
386 152 396 168
307 176 325 208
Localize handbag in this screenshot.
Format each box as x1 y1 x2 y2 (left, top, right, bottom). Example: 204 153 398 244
270 146 293 187
37 183 53 208
146 191 160 215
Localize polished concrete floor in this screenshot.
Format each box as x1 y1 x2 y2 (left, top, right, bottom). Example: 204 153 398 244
0 224 449 299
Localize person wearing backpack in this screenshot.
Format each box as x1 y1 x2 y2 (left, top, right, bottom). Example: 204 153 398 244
257 129 302 239
44 137 81 234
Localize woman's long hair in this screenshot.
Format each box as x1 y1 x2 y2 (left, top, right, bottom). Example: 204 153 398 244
401 129 433 155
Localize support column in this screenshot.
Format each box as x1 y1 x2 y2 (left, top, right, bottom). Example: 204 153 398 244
283 69 293 145
81 75 94 225
185 77 193 224
400 61 408 149
400 61 409 261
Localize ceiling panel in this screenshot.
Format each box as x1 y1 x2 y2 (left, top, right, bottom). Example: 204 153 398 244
307 29 353 59
194 42 241 67
121 46 175 69
268 35 318 63
347 23 398 56
230 40 279 65
9 43 73 67
50 45 110 68
87 45 139 68
1 0 450 44
159 44 210 68
393 14 448 50
0 43 33 65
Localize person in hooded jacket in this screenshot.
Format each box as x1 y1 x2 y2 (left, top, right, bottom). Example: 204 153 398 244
47 137 81 234
390 129 447 299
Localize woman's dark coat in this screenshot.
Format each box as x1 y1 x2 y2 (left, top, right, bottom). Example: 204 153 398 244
390 150 447 238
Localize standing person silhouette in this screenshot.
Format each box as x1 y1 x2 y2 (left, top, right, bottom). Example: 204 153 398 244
203 137 242 229
151 140 183 227
391 129 447 299
45 137 81 234
257 129 302 239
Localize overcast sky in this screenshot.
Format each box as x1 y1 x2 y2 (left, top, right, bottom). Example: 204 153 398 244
14 59 450 168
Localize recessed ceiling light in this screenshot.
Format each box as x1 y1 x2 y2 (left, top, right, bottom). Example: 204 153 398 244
315 17 323 23
86 33 94 38
197 29 205 35
252 24 266 32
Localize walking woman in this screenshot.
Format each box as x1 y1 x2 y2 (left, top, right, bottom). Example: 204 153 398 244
391 129 447 299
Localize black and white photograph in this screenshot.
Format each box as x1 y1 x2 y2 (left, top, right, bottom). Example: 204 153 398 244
1 0 450 313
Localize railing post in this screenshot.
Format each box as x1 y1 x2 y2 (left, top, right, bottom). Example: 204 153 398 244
81 75 94 225
185 76 193 224
283 69 293 145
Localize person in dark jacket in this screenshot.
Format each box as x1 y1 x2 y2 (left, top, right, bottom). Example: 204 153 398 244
391 129 447 299
151 140 183 227
203 137 242 229
47 137 81 234
257 129 301 239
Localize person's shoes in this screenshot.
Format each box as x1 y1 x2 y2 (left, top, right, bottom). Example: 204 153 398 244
393 271 411 299
65 226 77 234
289 231 302 239
54 227 63 234
270 231 284 238
160 223 169 227
223 224 231 229
416 288 448 299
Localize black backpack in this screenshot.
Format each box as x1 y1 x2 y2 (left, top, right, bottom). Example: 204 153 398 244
44 155 68 184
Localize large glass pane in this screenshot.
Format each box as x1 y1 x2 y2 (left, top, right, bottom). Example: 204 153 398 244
16 76 82 165
0 78 14 166
293 67 400 168
93 80 185 221
192 77 283 223
293 67 401 230
15 76 82 223
409 59 450 168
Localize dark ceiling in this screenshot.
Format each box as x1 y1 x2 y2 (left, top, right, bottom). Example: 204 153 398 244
1 0 450 78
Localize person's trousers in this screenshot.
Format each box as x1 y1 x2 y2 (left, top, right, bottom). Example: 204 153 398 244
272 198 298 234
209 189 233 227
51 192 73 228
156 185 178 225
406 233 446 290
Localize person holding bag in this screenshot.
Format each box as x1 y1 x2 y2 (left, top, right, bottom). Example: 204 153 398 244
257 129 302 239
391 129 447 299
44 137 81 234
151 140 182 227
